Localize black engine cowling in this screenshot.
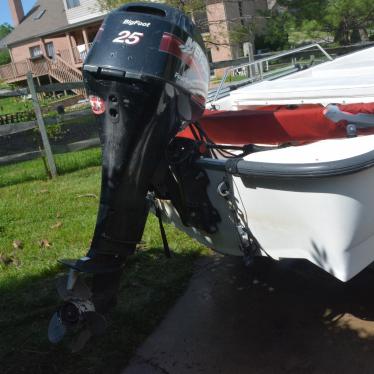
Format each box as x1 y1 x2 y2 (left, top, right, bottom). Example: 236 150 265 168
83 2 210 260
84 2 209 121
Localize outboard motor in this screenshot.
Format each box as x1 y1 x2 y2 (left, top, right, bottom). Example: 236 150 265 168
48 2 209 347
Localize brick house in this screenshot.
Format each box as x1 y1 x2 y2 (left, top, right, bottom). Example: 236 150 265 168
0 0 273 85
204 0 272 65
0 0 106 86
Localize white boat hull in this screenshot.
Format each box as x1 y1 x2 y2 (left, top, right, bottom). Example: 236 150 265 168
157 135 374 282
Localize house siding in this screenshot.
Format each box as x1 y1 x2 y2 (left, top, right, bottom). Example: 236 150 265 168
65 0 105 24
206 2 232 64
11 40 43 62
224 0 242 59
43 35 73 62
206 0 270 77
10 35 71 63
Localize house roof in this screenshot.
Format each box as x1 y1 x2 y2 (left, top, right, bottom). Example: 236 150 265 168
6 0 69 46
5 0 106 47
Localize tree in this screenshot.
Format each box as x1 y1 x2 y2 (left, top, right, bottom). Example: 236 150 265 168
255 9 295 50
324 0 374 44
278 0 327 22
0 23 13 66
0 23 13 39
97 0 259 50
98 0 205 14
276 0 374 45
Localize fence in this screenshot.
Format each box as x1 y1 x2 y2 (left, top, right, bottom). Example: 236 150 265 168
0 73 100 178
0 110 36 125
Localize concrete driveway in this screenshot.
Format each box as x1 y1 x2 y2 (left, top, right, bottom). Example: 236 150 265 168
124 255 374 374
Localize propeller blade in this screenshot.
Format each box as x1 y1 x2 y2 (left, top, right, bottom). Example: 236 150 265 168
70 329 92 353
85 311 107 336
56 277 69 300
69 312 106 352
48 312 66 344
56 276 91 301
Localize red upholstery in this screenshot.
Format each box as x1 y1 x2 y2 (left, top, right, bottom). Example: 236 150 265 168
177 103 374 145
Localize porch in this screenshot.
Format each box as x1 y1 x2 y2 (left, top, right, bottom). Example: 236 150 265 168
0 46 89 85
0 24 98 85
60 25 98 68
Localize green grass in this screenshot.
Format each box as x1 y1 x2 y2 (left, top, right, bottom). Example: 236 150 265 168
0 94 77 116
55 147 102 175
0 157 208 373
0 96 33 114
0 147 102 188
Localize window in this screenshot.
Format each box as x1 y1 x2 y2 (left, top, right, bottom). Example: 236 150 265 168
45 42 55 59
238 2 244 26
33 9 46 20
29 45 42 59
207 49 213 64
66 0 80 9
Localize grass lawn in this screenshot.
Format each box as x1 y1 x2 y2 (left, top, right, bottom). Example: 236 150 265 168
0 147 102 188
0 94 78 116
0 96 33 115
0 154 209 373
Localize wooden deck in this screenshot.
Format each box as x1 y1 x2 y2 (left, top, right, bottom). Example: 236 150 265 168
0 45 90 85
0 58 49 83
0 54 84 95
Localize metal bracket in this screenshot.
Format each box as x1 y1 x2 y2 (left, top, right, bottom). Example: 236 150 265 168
346 123 357 138
324 104 374 128
66 269 80 291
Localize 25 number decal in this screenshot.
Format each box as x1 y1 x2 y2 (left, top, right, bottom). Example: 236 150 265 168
113 31 144 45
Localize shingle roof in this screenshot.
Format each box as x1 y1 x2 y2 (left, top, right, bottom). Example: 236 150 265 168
6 0 69 46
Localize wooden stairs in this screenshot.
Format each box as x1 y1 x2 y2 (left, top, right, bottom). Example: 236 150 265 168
0 54 85 95
46 56 85 95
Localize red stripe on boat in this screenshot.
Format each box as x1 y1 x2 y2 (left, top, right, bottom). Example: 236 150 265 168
178 103 374 145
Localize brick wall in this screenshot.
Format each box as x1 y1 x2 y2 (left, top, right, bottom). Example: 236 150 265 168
9 35 71 64
206 2 233 63
206 0 270 76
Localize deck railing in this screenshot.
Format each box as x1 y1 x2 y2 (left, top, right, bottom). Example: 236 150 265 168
57 43 93 66
14 60 29 76
58 49 74 65
0 41 95 84
71 42 93 64
0 53 83 86
0 63 13 81
0 58 51 83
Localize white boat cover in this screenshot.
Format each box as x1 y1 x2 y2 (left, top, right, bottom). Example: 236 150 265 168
229 46 374 107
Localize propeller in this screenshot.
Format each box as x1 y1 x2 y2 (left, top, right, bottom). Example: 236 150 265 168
48 274 107 350
48 311 66 344
56 275 91 301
